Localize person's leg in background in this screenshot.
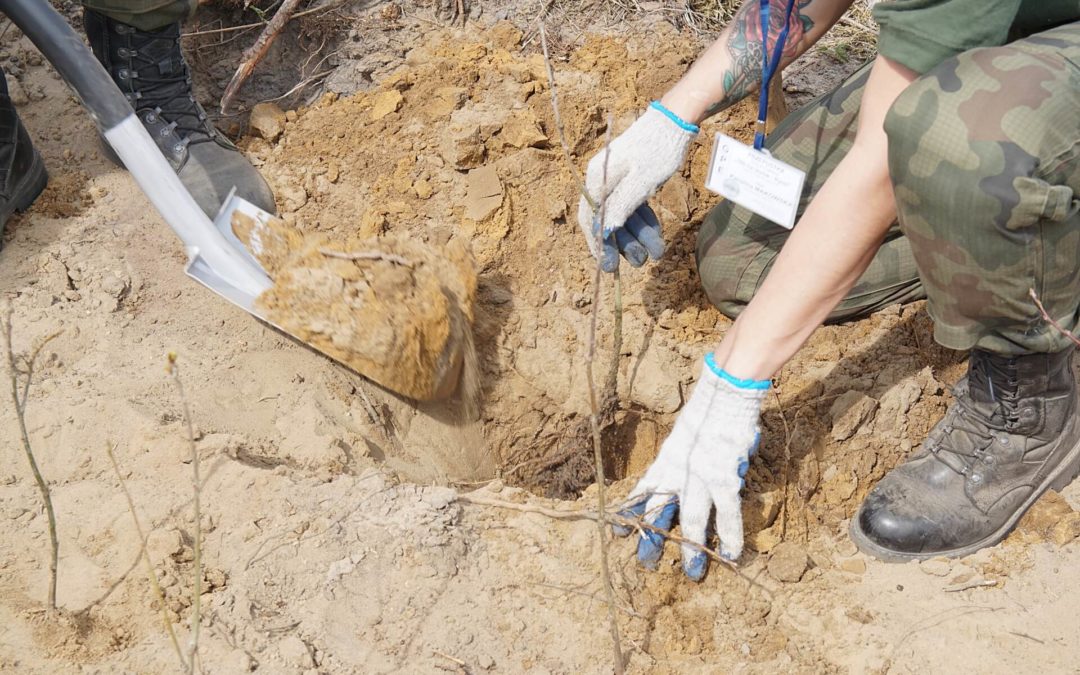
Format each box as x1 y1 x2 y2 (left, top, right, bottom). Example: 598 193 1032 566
0 71 47 248
81 0 276 216
853 22 1080 560
696 62 926 324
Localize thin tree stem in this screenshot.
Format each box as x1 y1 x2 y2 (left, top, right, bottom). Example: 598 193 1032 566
167 355 202 674
539 20 626 671
3 307 60 611
105 443 188 670
584 116 625 675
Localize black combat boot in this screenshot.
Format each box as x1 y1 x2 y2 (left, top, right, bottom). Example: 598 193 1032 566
83 12 275 217
852 347 1080 561
0 73 47 248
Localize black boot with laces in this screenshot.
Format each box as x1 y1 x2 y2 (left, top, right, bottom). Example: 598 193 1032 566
83 12 275 217
852 347 1080 561
0 71 47 247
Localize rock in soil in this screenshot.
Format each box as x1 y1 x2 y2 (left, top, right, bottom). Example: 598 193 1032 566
249 102 288 141
830 391 878 441
768 541 809 583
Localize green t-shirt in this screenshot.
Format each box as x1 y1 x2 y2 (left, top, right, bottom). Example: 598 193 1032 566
872 0 1080 74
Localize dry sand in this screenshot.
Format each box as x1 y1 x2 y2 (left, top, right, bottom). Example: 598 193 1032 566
1 16 1079 675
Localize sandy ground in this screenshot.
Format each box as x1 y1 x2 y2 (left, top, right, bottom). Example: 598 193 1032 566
2 9 1080 675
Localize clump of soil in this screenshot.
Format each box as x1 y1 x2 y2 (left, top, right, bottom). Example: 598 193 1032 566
233 211 478 402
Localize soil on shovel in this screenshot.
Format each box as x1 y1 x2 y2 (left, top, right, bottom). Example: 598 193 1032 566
233 211 480 403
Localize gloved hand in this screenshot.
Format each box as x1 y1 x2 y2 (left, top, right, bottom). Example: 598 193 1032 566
578 102 698 272
614 353 768 581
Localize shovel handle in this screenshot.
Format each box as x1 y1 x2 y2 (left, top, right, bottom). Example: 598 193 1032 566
0 0 130 130
1 0 274 301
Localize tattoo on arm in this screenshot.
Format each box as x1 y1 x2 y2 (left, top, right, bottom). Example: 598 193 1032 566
705 0 815 117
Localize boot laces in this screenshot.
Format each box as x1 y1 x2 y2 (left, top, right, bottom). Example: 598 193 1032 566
115 26 215 150
934 354 1020 470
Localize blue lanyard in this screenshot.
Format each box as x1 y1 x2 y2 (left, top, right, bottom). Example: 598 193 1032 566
754 0 797 150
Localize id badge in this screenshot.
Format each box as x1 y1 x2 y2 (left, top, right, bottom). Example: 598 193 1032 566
705 134 805 229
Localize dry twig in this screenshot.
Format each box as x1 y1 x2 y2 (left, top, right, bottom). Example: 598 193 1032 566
433 649 470 673
454 493 749 577
166 354 203 674
944 579 998 593
770 392 806 540
105 443 188 670
183 0 343 38
1029 288 1080 348
319 248 415 268
585 116 625 674
2 305 61 610
220 0 305 113
540 19 624 672
539 23 594 210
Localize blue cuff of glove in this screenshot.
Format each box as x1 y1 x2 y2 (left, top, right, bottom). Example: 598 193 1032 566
704 353 770 390
649 101 700 134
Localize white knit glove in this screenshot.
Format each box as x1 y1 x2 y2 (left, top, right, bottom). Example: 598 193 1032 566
577 103 697 268
616 354 767 581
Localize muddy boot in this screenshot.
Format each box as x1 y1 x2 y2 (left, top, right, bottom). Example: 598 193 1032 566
851 347 1080 561
0 74 47 249
83 12 276 217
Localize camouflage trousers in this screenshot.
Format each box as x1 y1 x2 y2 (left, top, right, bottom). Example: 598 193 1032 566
82 0 195 31
696 21 1080 355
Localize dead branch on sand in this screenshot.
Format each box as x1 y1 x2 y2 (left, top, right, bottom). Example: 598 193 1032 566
454 493 761 584
2 304 61 610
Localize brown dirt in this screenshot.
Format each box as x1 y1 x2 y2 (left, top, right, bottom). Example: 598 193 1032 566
246 22 716 497
246 22 964 545
2 12 1080 675
234 212 478 402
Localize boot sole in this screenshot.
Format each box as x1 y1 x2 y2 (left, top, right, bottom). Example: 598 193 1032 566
849 415 1080 563
0 150 48 240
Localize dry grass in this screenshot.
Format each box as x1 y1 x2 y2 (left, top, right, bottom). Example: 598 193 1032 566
538 0 877 63
815 1 878 64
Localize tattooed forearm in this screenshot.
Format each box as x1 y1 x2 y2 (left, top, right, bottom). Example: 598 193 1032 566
705 0 815 117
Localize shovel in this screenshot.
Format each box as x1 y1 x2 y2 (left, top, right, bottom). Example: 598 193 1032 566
2 0 476 404
0 0 313 343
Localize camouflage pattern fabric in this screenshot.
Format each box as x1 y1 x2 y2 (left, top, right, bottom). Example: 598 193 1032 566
82 0 195 30
885 21 1080 354
697 21 1080 355
696 63 926 324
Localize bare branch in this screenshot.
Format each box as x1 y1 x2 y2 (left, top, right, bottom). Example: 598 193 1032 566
105 443 188 670
538 23 595 211
454 493 752 577
2 304 61 611
319 248 415 268
220 0 305 114
581 107 625 675
167 354 203 674
1029 288 1080 348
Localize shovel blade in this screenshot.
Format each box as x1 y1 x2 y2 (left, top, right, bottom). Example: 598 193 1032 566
184 255 264 313
183 190 275 315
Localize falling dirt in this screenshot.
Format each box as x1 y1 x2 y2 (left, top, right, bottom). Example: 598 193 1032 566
3 9 1080 675
234 212 479 402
